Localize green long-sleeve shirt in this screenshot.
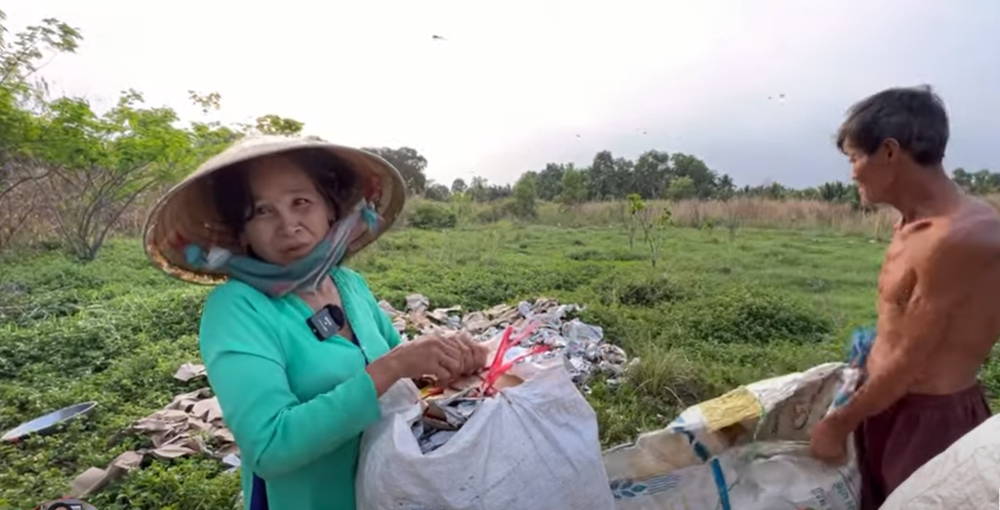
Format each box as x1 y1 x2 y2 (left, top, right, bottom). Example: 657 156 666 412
198 266 402 510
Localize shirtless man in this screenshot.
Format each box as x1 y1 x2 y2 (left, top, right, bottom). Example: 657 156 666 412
809 84 1000 509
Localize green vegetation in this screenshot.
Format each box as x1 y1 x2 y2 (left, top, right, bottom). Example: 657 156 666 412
4 7 1000 510
4 223 995 509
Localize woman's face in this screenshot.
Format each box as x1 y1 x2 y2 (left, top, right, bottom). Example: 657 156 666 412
241 156 333 266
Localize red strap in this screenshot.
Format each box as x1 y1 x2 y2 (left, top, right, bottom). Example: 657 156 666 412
480 344 552 395
479 321 541 395
485 326 515 376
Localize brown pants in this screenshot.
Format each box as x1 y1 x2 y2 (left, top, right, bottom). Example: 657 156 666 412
854 382 992 510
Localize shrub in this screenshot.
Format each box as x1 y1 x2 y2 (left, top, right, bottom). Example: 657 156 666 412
567 249 645 262
409 202 457 230
473 200 520 224
679 286 833 344
615 276 686 307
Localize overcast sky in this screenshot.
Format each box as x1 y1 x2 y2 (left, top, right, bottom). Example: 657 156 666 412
5 1 999 189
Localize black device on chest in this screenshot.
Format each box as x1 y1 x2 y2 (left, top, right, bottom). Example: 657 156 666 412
307 304 346 341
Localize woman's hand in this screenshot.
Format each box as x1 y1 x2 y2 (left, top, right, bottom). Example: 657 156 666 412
441 331 490 377
367 335 461 395
366 331 491 395
406 331 490 380
375 333 466 382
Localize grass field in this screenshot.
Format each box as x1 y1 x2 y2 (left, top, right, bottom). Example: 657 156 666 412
2 223 999 509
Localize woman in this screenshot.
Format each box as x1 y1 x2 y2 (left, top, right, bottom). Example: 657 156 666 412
143 135 488 510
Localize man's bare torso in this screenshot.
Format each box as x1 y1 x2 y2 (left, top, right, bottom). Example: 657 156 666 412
869 196 1000 394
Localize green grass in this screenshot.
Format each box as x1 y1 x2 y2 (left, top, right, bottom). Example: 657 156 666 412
0 223 994 509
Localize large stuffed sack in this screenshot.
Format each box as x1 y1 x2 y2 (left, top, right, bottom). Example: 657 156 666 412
880 412 1000 510
356 364 615 510
603 362 862 510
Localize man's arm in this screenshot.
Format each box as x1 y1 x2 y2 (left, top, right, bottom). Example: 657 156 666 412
825 234 979 432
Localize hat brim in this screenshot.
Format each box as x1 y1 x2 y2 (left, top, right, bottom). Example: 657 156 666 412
142 135 406 285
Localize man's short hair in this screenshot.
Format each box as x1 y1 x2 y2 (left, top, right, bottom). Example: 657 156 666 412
835 84 950 166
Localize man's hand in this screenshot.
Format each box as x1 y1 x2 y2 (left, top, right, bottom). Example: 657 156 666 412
810 415 851 465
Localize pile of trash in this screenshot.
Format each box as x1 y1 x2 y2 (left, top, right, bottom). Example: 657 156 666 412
382 294 631 390
381 295 632 454
603 362 862 510
68 296 629 497
69 363 239 498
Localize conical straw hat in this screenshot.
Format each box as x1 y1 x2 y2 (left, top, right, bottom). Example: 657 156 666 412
142 134 406 285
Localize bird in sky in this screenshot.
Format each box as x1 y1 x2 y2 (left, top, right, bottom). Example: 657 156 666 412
432 35 448 41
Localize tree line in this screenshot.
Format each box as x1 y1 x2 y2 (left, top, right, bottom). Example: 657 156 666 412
3 10 997 260
421 154 1000 213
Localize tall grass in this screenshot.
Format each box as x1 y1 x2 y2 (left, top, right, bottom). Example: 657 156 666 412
403 194 1000 239
4 171 1000 256
533 198 896 235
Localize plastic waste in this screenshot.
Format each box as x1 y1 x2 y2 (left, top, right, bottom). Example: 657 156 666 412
603 362 862 510
357 361 615 510
880 412 1000 510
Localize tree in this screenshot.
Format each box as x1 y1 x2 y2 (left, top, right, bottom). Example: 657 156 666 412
362 146 428 195
670 153 718 199
424 182 451 202
818 181 851 203
188 89 221 112
558 165 588 205
525 149 727 203
0 10 312 260
716 174 735 200
633 150 670 199
0 10 82 251
447 149 991 208
665 176 697 200
468 176 489 202
31 90 200 260
536 163 565 201
188 90 305 139
970 169 1000 195
763 181 788 200
450 178 467 194
951 167 1000 195
512 171 538 218
587 150 618 200
249 114 304 136
30 86 294 261
185 90 241 161
483 183 512 201
799 186 821 201
627 193 671 267
0 10 82 102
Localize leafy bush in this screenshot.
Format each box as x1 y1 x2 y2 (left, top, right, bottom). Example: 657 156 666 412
567 249 645 262
473 200 512 224
615 276 687 307
679 287 833 344
409 202 457 230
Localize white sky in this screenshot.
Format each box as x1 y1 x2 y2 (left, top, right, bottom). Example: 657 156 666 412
5 1 1000 189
